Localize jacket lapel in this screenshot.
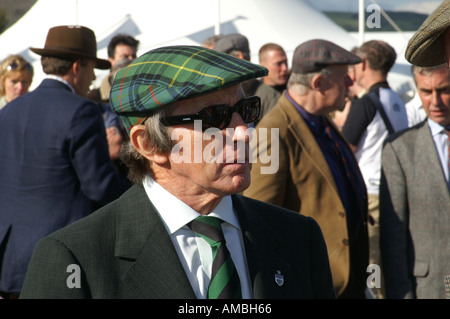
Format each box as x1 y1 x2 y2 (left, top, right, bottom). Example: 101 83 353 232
279 96 339 194
232 195 294 298
415 122 450 198
114 185 196 298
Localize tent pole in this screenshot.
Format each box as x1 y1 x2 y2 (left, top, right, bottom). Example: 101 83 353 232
215 0 221 35
358 0 364 45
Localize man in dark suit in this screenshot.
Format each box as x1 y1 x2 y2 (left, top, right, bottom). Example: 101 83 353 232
0 26 130 298
20 45 335 299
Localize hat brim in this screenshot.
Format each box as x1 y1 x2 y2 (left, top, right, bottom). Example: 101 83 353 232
405 1 450 66
30 47 111 69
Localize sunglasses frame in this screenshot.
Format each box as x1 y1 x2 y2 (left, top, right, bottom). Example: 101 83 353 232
161 95 261 131
5 62 33 73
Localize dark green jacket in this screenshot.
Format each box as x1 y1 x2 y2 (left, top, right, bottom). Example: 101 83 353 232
20 184 335 299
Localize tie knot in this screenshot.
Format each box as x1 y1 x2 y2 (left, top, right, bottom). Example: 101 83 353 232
189 216 225 245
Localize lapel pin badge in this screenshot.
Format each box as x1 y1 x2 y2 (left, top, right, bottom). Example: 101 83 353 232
275 270 284 287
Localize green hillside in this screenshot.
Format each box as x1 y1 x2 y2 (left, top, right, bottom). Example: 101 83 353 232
324 11 428 32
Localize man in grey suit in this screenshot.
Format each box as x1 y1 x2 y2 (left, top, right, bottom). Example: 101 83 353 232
20 45 335 299
379 63 450 298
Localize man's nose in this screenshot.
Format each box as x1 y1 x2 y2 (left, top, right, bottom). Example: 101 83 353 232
228 112 251 142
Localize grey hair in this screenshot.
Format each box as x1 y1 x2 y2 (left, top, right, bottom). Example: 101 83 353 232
287 67 333 95
119 107 175 184
411 63 449 85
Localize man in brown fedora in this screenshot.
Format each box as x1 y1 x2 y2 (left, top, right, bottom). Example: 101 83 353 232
0 25 131 298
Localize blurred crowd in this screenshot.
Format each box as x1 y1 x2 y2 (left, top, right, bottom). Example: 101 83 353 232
0 0 449 300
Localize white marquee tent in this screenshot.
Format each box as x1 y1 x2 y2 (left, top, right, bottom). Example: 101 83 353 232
0 0 415 97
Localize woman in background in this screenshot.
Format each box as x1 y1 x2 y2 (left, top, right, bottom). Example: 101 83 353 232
0 55 33 109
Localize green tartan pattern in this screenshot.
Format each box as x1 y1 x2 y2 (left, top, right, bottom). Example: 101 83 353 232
110 45 268 133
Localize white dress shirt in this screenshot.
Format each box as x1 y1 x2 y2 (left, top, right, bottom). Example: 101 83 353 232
428 119 450 187
142 176 253 299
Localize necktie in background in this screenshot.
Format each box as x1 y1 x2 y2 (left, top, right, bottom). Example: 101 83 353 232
189 216 242 299
445 129 450 181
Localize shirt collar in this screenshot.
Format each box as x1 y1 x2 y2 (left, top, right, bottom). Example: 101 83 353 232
428 118 449 136
142 176 240 235
46 75 76 94
285 91 325 131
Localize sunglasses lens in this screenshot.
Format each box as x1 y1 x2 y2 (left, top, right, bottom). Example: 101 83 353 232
160 96 260 130
200 105 231 130
238 97 260 123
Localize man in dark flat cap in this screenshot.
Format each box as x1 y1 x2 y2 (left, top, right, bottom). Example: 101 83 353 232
20 45 335 299
214 33 251 61
0 25 131 299
244 39 369 299
405 0 450 66
213 33 261 98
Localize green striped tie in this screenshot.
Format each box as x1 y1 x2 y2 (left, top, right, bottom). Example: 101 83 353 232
189 216 242 299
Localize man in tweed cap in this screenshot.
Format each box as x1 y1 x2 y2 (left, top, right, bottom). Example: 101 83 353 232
20 45 335 299
244 39 369 298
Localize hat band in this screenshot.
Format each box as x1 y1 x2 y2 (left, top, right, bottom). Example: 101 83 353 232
41 46 96 57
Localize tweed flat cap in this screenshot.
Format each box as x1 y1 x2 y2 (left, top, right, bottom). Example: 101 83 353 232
291 39 362 73
110 45 267 133
405 0 450 67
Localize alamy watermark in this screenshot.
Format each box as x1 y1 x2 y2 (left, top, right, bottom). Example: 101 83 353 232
169 120 280 174
367 264 381 289
366 4 381 29
66 263 383 290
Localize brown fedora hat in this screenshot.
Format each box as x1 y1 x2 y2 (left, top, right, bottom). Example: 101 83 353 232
30 25 110 70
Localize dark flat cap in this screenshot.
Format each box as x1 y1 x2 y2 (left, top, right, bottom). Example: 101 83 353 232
214 34 250 56
291 39 362 73
405 0 450 67
110 45 267 133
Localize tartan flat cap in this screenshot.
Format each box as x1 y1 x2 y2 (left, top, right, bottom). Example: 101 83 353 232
291 39 362 74
405 0 450 67
110 45 267 133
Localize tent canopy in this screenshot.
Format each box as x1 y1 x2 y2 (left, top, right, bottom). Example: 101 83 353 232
0 0 413 97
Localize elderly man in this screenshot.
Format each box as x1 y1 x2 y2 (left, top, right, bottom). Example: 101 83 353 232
379 63 450 299
20 45 335 299
244 39 369 299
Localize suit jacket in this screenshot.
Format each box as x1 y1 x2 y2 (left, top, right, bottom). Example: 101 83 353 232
380 120 450 299
0 79 130 294
243 93 369 297
20 184 336 299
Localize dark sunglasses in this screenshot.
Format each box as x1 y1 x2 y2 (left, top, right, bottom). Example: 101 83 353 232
161 95 261 131
6 62 33 73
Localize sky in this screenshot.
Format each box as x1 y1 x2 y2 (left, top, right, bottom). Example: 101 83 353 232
306 0 442 15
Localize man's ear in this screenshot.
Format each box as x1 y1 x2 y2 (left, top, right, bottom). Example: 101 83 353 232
360 58 367 71
310 73 322 91
71 60 81 75
129 125 169 164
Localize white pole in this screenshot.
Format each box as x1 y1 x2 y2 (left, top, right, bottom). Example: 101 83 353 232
76 0 79 25
215 0 221 35
358 0 365 45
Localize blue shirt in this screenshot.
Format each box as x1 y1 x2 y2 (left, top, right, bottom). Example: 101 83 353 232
428 118 450 187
